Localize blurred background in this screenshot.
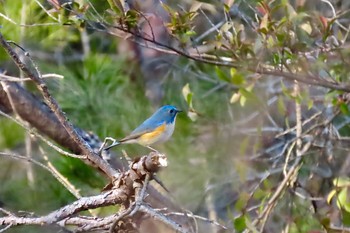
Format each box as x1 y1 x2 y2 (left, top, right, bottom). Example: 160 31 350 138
1 0 350 232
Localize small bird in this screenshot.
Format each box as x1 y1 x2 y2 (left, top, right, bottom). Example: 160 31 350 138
104 105 182 151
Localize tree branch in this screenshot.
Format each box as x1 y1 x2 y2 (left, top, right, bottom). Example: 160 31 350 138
0 33 118 180
89 20 350 92
0 152 176 231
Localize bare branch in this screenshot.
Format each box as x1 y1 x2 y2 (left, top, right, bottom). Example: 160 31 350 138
0 152 174 231
0 189 125 226
0 73 63 82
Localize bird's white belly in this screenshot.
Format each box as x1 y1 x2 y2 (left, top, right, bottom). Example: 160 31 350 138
158 122 175 143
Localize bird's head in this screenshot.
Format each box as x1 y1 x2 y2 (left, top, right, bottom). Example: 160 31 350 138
154 105 182 124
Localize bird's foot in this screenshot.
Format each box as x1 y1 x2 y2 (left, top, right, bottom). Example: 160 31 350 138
98 137 117 154
146 145 159 153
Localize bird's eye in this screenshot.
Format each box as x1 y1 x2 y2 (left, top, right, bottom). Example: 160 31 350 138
169 109 174 114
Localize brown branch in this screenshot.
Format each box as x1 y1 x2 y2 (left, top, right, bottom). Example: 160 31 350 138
252 156 303 230
0 81 84 155
0 152 179 231
92 21 350 92
0 189 126 226
139 205 186 233
109 173 151 232
256 69 350 92
0 32 118 180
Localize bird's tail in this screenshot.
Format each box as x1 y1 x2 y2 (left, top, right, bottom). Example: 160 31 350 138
104 141 121 151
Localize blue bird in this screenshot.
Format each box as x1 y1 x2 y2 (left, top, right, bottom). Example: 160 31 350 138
104 105 182 151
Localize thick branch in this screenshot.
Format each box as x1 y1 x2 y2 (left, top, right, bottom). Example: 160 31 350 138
0 81 84 154
0 33 118 180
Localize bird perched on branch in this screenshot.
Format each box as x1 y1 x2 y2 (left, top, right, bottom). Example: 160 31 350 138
104 105 182 151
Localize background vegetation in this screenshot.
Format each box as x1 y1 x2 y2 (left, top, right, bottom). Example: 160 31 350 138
1 0 350 232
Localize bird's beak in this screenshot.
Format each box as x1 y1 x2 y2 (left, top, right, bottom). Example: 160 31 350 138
176 109 183 113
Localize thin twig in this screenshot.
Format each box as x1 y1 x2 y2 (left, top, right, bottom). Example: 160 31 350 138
166 212 227 230
0 208 13 216
0 152 59 180
294 81 302 158
0 73 63 82
0 109 86 159
0 224 12 233
39 147 83 199
252 157 303 231
33 0 58 21
140 205 188 233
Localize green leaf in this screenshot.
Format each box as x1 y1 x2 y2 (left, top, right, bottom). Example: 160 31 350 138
246 83 255 92
327 189 337 204
230 68 244 85
224 4 230 13
237 87 257 107
272 53 281 65
281 81 293 99
185 30 196 36
182 83 192 106
234 215 247 232
253 188 266 200
240 137 250 155
187 109 198 122
215 66 230 82
337 188 350 212
300 22 312 35
320 217 331 228
230 92 241 104
239 87 256 100
125 10 139 28
307 99 314 110
182 83 198 121
259 14 269 34
235 192 249 211
325 91 337 104
333 177 350 187
107 0 126 15
343 210 350 226
277 97 286 115
230 68 237 78
340 103 350 115
267 36 275 48
240 95 247 106
276 33 286 44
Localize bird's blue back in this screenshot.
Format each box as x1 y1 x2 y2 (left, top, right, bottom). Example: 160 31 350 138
131 105 178 135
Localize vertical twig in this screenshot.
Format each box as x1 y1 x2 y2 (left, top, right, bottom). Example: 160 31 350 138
80 29 90 59
19 0 35 188
205 182 217 233
294 81 302 157
109 173 151 232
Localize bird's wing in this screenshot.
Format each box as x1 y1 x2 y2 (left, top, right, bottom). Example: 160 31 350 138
119 119 163 142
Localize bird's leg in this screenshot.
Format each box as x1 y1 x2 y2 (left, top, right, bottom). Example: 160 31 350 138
98 137 117 154
152 174 169 193
146 145 159 153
